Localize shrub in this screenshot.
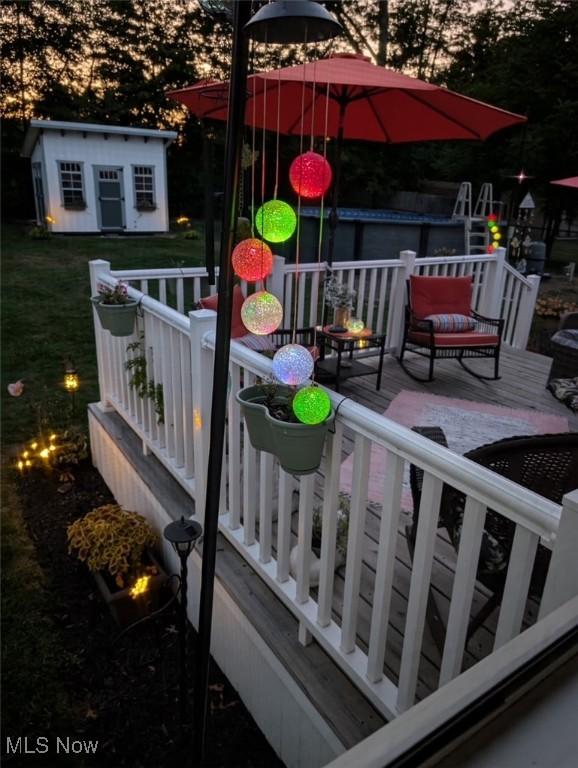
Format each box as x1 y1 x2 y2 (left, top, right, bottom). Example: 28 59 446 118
67 504 157 588
535 296 578 318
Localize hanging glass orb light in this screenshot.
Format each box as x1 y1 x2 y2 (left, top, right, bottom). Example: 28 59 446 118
292 386 331 425
255 200 297 243
345 317 365 334
272 344 314 386
241 291 283 335
289 151 333 199
232 238 274 282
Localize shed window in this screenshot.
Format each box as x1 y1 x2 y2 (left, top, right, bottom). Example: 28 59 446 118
58 162 85 207
133 166 155 209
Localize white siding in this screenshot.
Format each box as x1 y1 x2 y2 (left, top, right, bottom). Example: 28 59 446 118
41 130 170 233
89 411 344 768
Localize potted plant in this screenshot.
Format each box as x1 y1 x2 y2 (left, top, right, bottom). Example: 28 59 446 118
91 281 138 337
67 504 167 627
324 275 356 330
289 492 350 586
236 380 334 476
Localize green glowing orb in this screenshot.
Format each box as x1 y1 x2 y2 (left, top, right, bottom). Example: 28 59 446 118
255 200 297 243
292 386 331 425
346 317 365 333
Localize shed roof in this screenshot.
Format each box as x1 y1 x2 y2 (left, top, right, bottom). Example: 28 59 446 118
21 119 178 157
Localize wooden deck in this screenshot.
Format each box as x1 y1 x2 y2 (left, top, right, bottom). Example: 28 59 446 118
291 346 576 701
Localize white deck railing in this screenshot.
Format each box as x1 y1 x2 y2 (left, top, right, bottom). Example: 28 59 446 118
89 258 575 725
107 246 540 352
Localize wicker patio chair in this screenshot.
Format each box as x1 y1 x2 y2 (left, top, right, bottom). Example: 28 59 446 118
407 429 578 650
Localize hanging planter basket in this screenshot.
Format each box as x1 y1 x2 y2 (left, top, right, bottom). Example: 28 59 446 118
91 296 138 337
236 384 334 476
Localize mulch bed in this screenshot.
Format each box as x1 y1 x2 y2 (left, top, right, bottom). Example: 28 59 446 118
6 460 284 768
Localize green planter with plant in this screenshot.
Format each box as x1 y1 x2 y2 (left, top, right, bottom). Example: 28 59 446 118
67 504 167 627
91 281 138 337
236 382 334 476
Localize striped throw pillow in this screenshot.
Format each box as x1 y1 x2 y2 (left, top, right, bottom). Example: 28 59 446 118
238 333 276 352
424 314 476 332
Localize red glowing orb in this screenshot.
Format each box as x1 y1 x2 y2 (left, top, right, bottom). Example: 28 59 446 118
487 213 498 222
487 244 495 253
289 151 332 199
232 238 274 282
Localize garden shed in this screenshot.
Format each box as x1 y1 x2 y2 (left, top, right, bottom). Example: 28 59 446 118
21 119 177 234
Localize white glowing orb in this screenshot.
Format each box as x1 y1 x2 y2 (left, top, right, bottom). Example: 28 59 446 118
272 344 314 386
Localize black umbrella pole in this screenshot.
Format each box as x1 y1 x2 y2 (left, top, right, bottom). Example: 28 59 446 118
192 2 251 765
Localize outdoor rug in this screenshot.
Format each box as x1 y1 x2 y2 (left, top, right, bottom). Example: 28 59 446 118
340 390 570 509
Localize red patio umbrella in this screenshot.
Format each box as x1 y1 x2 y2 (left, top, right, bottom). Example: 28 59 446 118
169 53 526 260
550 177 578 189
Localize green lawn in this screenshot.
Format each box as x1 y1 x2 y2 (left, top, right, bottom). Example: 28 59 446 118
1 225 206 450
1 475 70 734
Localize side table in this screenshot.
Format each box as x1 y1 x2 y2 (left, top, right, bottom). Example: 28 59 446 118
316 326 386 393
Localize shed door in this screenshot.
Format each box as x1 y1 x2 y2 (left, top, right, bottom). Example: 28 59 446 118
97 168 125 230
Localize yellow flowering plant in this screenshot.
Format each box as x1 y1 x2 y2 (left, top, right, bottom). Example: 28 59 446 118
67 504 158 588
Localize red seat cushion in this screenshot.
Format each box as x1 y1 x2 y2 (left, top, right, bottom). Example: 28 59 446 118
199 285 246 338
410 276 473 319
408 330 499 347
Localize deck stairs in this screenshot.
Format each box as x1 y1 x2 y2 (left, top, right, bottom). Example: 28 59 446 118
453 182 500 254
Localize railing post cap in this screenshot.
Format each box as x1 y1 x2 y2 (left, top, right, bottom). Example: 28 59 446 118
562 489 578 512
189 308 217 321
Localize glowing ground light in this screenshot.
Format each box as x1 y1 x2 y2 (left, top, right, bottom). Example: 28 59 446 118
289 151 333 199
241 291 283 335
255 200 297 243
232 238 273 282
346 317 365 333
272 344 314 386
292 386 331 425
129 574 151 599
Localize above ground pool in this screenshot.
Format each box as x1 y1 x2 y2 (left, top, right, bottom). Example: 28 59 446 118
283 206 466 262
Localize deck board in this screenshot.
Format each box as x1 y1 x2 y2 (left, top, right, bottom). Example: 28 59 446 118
280 346 574 700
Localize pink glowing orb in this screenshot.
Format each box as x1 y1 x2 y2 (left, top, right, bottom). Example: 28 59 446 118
232 238 274 282
289 151 333 199
241 291 283 335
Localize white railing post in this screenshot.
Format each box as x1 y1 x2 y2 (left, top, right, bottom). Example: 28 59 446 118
269 254 286 304
189 309 217 517
89 259 114 410
478 247 506 319
511 274 540 349
387 250 416 354
539 489 578 619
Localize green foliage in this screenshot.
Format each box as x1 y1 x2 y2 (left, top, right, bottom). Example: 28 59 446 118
67 503 158 588
96 281 131 305
255 379 299 423
29 224 50 240
125 338 164 423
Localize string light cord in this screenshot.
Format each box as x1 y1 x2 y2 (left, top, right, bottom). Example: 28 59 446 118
328 395 349 433
312 68 333 363
292 28 308 344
